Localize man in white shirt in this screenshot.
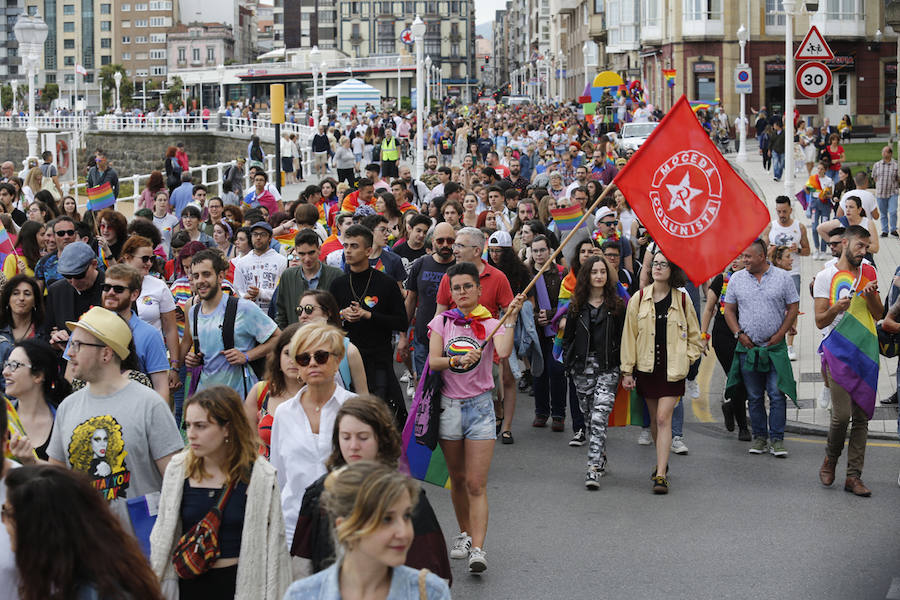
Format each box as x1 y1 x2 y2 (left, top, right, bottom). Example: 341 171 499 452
838 171 880 223
565 165 590 199
233 221 288 313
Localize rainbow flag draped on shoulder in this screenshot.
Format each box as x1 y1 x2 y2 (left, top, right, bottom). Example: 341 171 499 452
819 266 880 419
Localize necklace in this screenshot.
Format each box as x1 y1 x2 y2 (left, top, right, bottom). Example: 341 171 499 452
349 268 374 303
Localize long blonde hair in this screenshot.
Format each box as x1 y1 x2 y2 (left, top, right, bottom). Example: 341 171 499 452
184 386 260 484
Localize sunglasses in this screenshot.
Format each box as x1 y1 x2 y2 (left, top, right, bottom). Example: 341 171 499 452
64 270 88 280
54 229 76 237
101 283 131 294
136 255 154 263
434 237 455 245
295 304 321 316
295 350 332 367
600 220 619 227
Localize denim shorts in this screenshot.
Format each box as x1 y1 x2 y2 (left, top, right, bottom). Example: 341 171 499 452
439 391 496 441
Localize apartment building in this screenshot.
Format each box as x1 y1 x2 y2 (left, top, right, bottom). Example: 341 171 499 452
167 22 234 74
282 0 338 49
491 8 507 86
1 0 23 79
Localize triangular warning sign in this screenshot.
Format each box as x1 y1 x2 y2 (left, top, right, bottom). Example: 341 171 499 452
795 25 834 60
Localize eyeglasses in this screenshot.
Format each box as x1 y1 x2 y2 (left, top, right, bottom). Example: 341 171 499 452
69 340 107 353
295 350 332 367
64 270 88 280
452 243 478 250
603 253 620 259
451 282 476 293
434 237 455 245
101 283 132 294
295 304 322 316
651 261 670 269
2 359 31 372
54 229 76 237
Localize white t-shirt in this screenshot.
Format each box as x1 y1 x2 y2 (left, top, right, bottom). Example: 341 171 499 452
232 248 288 313
840 189 878 220
137 274 177 332
812 262 878 337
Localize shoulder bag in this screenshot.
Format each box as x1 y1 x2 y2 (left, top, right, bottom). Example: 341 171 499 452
171 478 237 579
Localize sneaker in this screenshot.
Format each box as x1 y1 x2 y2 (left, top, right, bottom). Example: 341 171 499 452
685 379 700 399
569 429 586 446
787 345 797 361
652 475 669 494
450 532 472 560
551 417 565 432
638 429 653 445
817 387 832 409
468 547 487 573
399 371 411 383
892 230 899 237
882 391 898 405
882 231 889 238
738 428 752 442
585 466 602 490
406 381 416 398
770 439 788 458
748 438 768 454
671 436 689 455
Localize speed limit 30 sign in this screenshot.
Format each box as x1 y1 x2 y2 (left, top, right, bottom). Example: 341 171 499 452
796 61 832 98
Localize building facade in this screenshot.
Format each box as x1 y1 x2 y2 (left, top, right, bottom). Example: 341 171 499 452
167 22 234 76
1 0 24 79
282 0 338 49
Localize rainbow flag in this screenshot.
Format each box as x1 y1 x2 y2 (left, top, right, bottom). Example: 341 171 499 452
853 263 877 297
86 182 115 211
689 100 718 113
397 201 417 214
399 364 450 489
551 271 577 361
550 205 584 235
819 293 879 419
608 385 649 427
662 69 676 88
0 222 15 266
98 245 111 270
275 229 297 249
795 190 809 210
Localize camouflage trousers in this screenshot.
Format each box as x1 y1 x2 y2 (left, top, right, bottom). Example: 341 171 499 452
571 353 620 470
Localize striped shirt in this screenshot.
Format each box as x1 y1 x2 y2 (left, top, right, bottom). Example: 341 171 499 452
871 158 899 198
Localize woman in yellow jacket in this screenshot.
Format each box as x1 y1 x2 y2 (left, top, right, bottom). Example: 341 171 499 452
621 250 702 494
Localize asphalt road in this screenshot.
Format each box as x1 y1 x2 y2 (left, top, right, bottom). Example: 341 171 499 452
422 394 900 600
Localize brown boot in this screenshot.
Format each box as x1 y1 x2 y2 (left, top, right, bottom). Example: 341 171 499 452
818 456 836 486
843 476 872 497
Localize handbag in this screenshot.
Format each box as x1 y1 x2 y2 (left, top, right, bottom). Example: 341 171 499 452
171 479 237 579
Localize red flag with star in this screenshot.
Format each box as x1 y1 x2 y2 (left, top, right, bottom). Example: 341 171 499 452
612 95 770 285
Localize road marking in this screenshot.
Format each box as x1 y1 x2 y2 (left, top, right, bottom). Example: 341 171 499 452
886 577 900 600
785 436 900 449
692 352 717 423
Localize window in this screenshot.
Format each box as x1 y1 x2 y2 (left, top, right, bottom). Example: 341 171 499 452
376 40 395 53
45 74 55 83
101 55 111 65
177 47 185 61
826 0 863 20
765 0 785 26
121 3 130 10
64 74 75 83
100 20 111 31
683 0 721 20
641 0 658 25
450 63 459 79
122 52 130 59
425 38 441 55
135 35 147 43
450 42 459 57
149 49 165 59
63 4 75 15
100 3 111 14
149 16 171 27
136 69 148 77
85 74 94 83
63 39 75 49
206 46 215 61
26 5 37 15
122 20 131 27
192 47 200 61
150 33 166 43
151 65 167 76
64 56 74 65
135 19 148 27
63 21 74 32
122 36 130 43
101 38 111 48
135 2 148 9
149 0 172 8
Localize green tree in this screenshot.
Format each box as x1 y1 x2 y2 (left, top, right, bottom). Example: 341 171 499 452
162 76 184 110
0 85 10 111
98 64 132 112
41 83 59 107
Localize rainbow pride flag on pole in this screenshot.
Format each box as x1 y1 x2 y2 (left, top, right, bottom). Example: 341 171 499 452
662 69 676 88
819 291 879 419
550 205 584 235
689 100 719 113
86 182 115 211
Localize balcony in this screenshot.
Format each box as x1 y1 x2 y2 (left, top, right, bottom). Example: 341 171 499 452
810 11 865 38
682 17 723 38
550 0 579 14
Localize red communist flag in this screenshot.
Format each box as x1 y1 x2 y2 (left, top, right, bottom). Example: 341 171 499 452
613 95 770 285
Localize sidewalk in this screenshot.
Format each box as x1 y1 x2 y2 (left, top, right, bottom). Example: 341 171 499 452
723 144 899 439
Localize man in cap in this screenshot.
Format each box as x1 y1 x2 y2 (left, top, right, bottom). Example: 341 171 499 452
232 221 288 313
46 241 106 351
47 306 184 528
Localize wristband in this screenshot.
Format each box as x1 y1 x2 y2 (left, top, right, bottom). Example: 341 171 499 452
169 359 181 368
242 351 250 364
700 332 710 341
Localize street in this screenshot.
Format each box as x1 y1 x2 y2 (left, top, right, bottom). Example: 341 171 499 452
425 384 900 599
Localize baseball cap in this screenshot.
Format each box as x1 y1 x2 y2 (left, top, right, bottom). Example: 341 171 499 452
66 306 132 360
250 221 273 235
57 241 97 276
488 230 512 248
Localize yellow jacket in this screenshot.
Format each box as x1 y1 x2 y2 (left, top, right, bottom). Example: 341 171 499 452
620 285 703 381
381 137 399 160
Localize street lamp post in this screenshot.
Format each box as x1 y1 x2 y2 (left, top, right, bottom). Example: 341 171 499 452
558 50 564 104
13 15 48 165
114 71 122 114
216 64 226 112
396 55 402 109
10 80 17 116
412 16 426 178
737 24 749 162
782 0 796 194
309 46 321 123
425 55 432 113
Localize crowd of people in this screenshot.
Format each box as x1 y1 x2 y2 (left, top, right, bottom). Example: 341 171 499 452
0 94 894 599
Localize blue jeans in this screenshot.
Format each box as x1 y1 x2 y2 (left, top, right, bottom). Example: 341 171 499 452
877 194 898 234
810 200 831 253
772 151 785 180
412 334 429 378
739 354 786 440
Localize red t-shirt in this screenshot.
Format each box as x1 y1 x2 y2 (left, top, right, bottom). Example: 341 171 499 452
436 260 514 318
493 165 511 179
827 146 844 171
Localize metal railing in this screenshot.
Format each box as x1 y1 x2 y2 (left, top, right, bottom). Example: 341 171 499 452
94 114 212 132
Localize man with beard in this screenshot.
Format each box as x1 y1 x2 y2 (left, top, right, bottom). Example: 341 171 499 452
182 249 279 393
99 264 171 397
504 158 529 195
232 221 288 314
398 163 430 208
814 225 883 496
403 222 456 377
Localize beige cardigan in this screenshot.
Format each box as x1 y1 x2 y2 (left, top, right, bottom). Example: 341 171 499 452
149 451 291 600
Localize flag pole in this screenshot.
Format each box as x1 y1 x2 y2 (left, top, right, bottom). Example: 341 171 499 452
481 182 617 345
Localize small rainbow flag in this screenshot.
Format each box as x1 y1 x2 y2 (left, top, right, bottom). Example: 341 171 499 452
819 293 879 419
663 69 676 88
830 270 855 305
98 245 112 270
689 100 718 113
275 229 297 249
86 182 115 211
550 205 584 235
0 221 15 266
853 263 877 297
551 271 577 361
608 385 649 427
397 201 417 214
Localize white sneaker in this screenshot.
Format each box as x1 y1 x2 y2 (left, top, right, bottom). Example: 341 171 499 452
399 371 411 383
406 381 416 398
817 387 832 409
671 435 689 455
812 250 820 260
787 346 797 361
686 379 700 399
450 532 472 560
468 547 487 573
638 429 653 445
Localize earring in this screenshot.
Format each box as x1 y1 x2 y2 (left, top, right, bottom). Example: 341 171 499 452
225 436 230 444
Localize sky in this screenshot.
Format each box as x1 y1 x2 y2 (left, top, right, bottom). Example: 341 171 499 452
475 0 506 24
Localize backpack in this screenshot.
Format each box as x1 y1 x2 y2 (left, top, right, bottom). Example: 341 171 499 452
192 295 265 394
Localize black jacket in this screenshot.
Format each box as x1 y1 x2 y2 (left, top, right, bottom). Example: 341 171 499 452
561 300 625 373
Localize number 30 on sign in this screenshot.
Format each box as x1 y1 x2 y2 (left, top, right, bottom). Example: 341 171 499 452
796 61 832 98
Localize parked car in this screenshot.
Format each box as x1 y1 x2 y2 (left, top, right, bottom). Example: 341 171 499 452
616 122 659 153
503 95 533 107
